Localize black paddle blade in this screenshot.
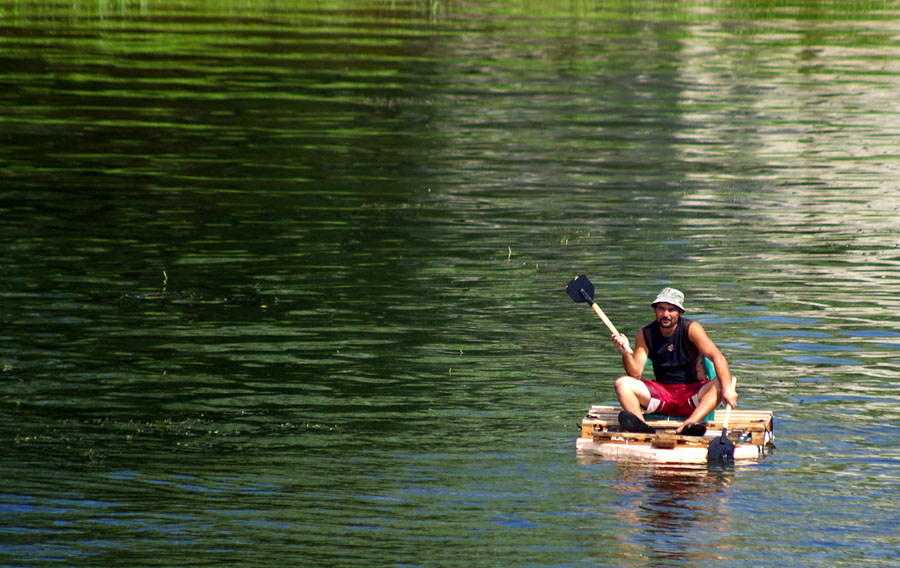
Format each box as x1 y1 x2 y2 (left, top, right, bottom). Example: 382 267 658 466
566 274 595 304
707 430 736 464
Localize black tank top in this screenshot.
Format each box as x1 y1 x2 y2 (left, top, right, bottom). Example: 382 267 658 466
641 318 705 384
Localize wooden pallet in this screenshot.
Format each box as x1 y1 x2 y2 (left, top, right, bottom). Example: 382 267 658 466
576 405 775 464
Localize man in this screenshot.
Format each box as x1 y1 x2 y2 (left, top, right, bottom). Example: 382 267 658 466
611 287 737 435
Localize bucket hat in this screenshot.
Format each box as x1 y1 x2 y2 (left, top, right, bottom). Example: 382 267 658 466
652 287 685 312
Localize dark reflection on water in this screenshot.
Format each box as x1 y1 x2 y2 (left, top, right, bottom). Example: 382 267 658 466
3 1 900 566
611 465 735 565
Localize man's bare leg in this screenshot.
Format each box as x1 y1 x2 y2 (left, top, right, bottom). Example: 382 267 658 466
675 378 721 434
614 375 652 422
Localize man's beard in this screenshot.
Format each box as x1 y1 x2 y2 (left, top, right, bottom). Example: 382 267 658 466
658 317 676 328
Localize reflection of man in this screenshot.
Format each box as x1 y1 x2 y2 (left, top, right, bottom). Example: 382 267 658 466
610 463 733 560
611 287 737 435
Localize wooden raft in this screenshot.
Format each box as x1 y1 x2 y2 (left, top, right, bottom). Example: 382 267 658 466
576 405 775 464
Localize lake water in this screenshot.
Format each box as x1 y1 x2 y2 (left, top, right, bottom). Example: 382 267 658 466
2 1 900 566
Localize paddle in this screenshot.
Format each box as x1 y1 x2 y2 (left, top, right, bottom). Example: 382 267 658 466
707 378 737 464
565 274 632 354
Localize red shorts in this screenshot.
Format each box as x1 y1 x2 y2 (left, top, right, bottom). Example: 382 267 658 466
642 380 709 417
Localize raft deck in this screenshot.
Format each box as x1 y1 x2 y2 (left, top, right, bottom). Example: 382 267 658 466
576 405 775 464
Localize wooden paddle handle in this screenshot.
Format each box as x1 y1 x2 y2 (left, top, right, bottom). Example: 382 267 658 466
721 377 737 430
721 402 733 431
591 303 633 355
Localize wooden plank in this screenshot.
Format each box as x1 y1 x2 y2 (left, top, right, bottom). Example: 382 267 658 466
586 409 774 426
583 405 773 435
592 430 711 448
577 404 775 463
651 434 678 449
576 436 766 464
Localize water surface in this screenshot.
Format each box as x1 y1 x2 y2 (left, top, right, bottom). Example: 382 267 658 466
2 1 900 566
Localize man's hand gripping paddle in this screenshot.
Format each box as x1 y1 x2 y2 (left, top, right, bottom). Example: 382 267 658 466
565 275 632 354
707 377 737 464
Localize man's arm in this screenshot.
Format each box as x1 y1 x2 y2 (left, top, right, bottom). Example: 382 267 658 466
688 322 738 408
613 331 648 379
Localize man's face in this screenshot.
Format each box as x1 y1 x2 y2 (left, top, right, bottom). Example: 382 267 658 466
654 303 682 329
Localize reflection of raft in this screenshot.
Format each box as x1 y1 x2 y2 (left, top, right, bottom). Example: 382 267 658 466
576 405 775 464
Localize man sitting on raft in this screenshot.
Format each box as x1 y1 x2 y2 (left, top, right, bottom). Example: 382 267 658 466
611 287 738 435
